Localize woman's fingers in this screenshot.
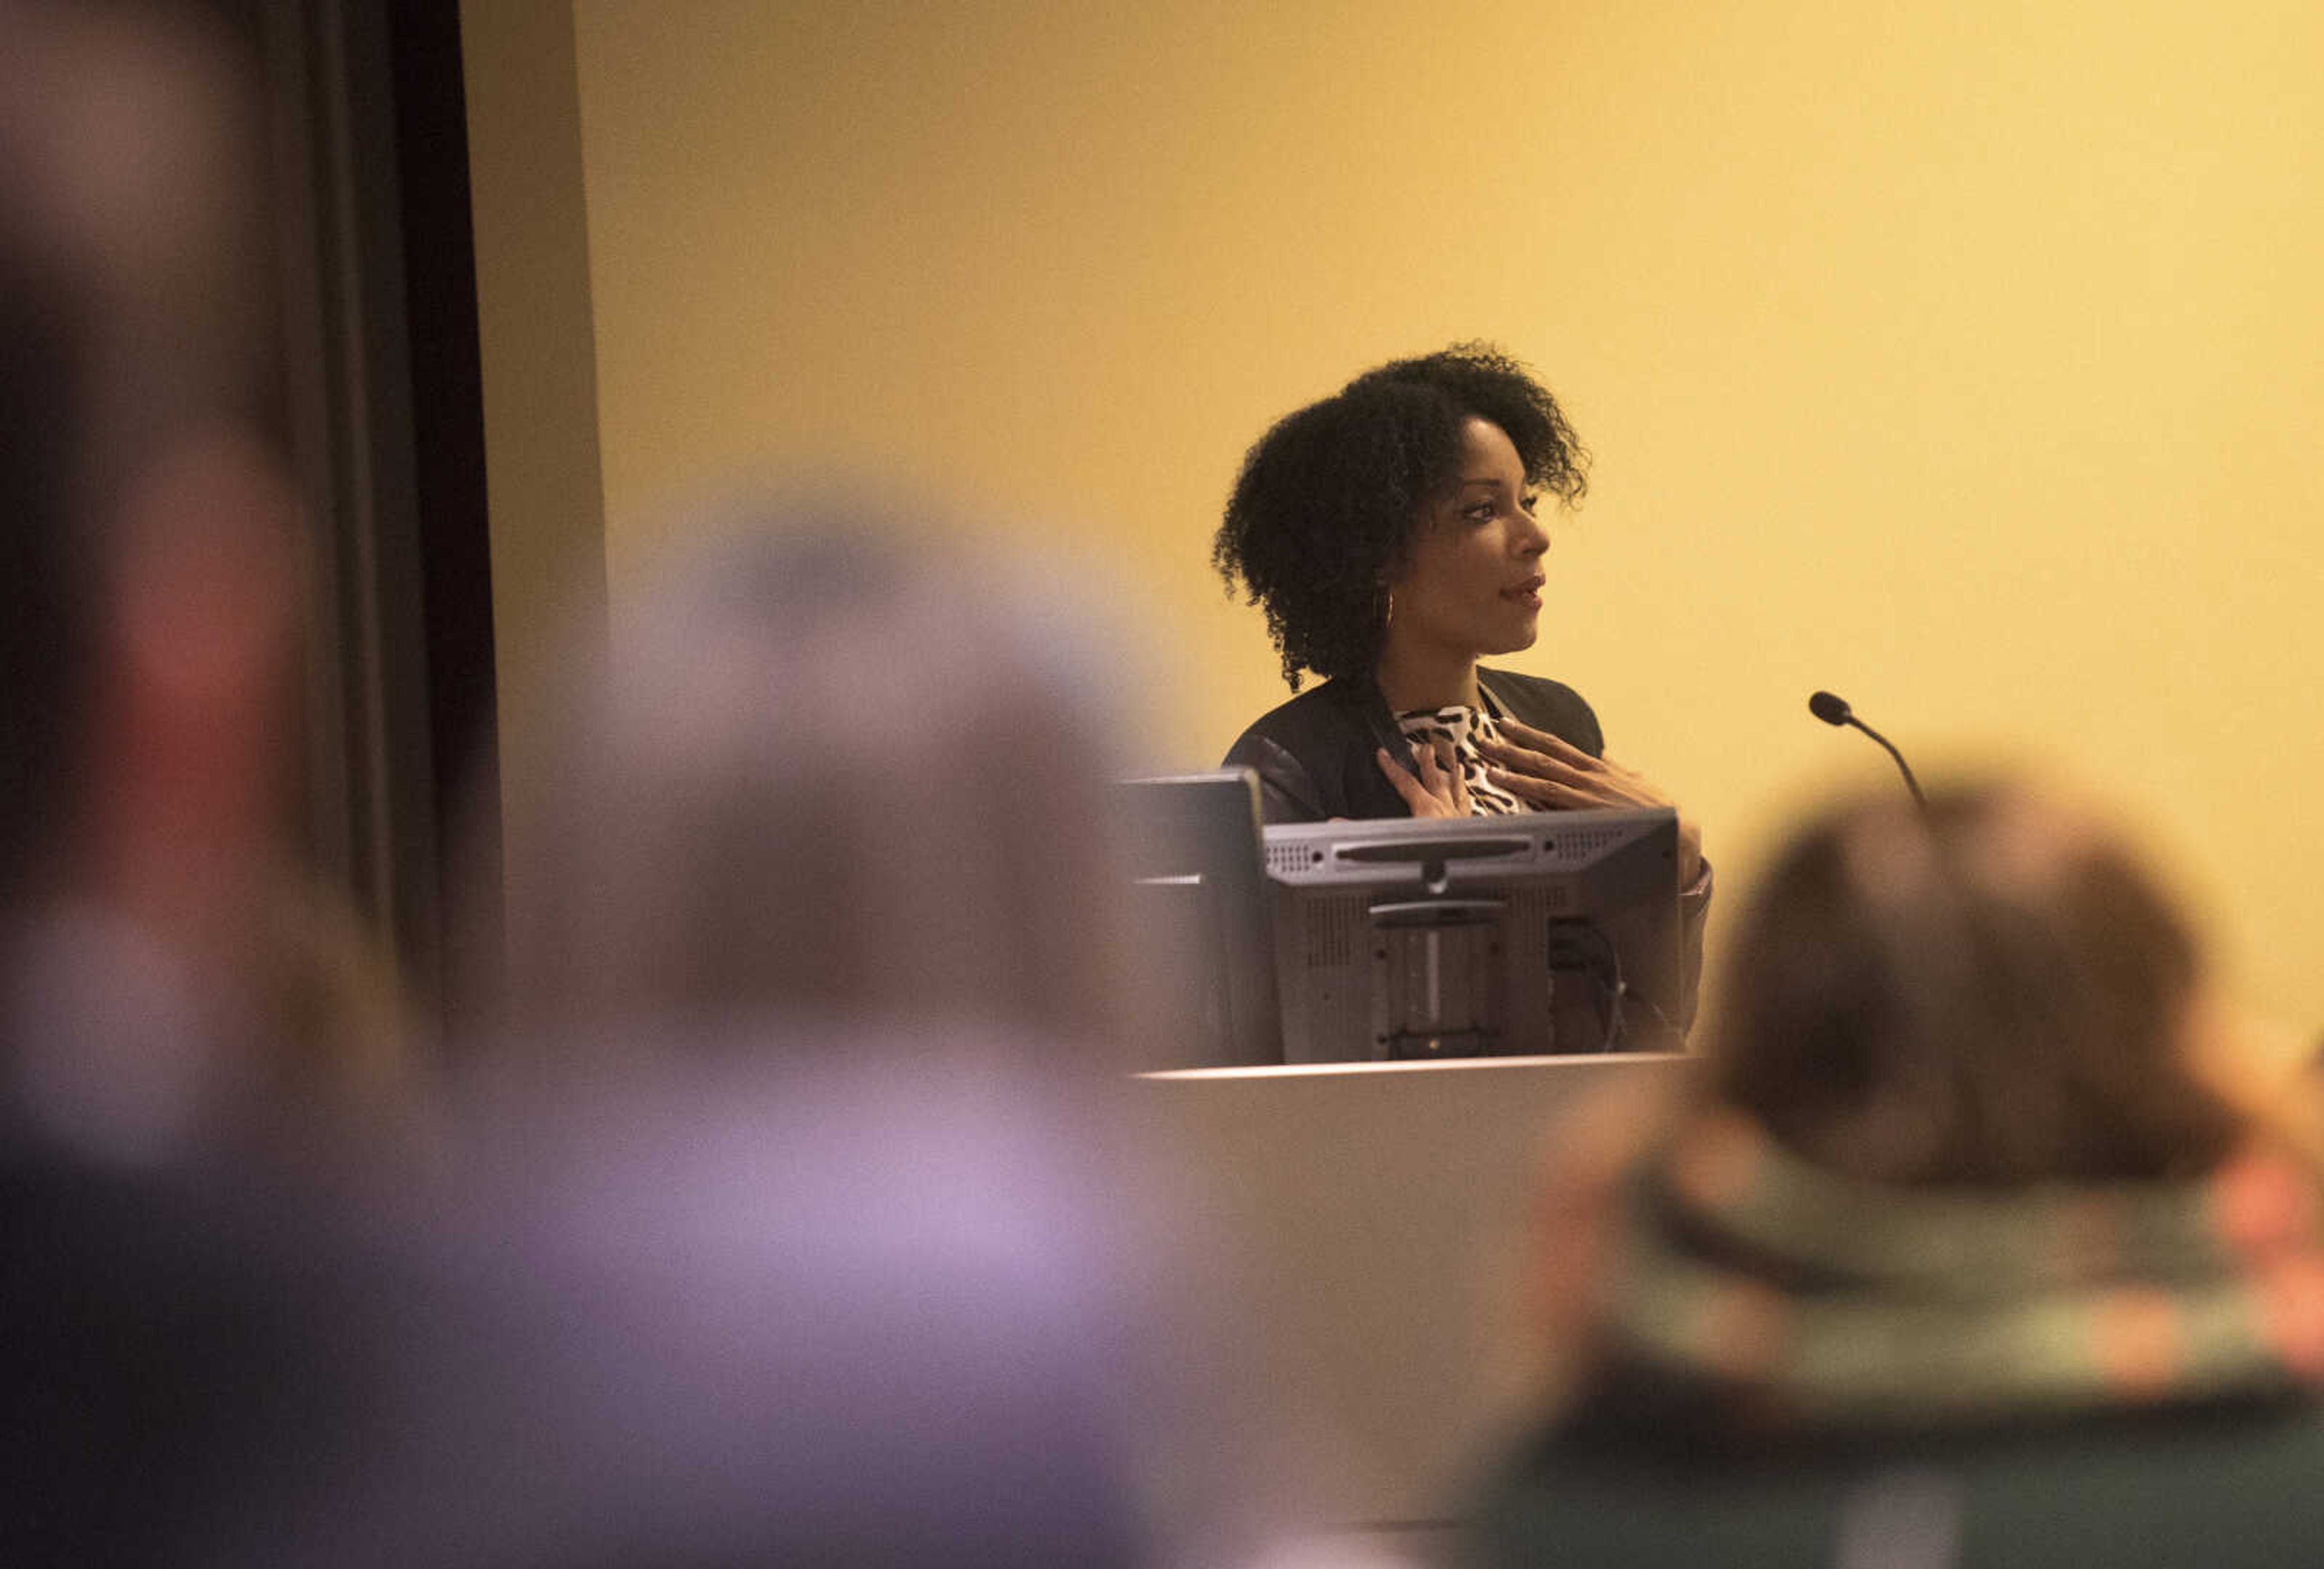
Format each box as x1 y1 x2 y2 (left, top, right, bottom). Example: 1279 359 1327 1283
1484 723 1705 881
1479 738 1594 788
1497 719 1601 768
1486 766 1622 809
1480 726 1656 811
1482 723 1662 802
1485 767 1557 806
1416 737 1468 816
1439 737 1471 814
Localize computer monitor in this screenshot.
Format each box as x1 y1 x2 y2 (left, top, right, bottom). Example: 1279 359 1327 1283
1262 808 1684 1062
1114 768 1282 1068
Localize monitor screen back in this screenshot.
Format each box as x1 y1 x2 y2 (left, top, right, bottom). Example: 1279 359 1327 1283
1116 769 1281 1069
1262 809 1682 1063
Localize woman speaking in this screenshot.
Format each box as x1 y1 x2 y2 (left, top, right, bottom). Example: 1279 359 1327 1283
1214 343 1707 905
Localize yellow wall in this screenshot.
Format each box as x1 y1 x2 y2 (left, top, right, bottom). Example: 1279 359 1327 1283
550 0 2324 1034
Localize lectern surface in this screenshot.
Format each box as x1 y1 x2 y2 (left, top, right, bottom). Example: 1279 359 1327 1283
1135 1053 1690 1535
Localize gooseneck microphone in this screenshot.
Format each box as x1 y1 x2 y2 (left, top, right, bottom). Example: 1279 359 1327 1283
1808 691 1927 808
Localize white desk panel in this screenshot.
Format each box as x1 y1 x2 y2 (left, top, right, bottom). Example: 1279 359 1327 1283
1136 1053 1692 1535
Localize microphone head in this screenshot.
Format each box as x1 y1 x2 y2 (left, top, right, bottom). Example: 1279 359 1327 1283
1808 690 1853 726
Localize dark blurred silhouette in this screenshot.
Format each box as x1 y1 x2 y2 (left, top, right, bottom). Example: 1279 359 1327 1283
1466 780 2324 1568
0 7 426 1562
0 0 411 1173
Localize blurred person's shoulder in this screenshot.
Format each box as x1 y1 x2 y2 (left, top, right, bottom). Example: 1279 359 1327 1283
249 1032 1157 1567
0 1113 396 1565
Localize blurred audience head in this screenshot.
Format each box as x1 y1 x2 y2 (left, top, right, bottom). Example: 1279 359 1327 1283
340 508 1175 1566
497 508 1136 1074
1705 778 2240 1186
0 0 274 479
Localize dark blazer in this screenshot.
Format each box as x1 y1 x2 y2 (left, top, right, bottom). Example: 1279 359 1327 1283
1221 667 1603 826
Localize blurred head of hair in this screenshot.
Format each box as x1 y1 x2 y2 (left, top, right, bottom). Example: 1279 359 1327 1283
1704 778 2241 1186
358 508 1176 1566
0 0 272 490
497 506 1137 1075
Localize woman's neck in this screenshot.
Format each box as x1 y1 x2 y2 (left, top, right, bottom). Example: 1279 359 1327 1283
1374 637 1479 713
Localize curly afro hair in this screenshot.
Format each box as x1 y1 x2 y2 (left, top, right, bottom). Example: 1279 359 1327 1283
1212 343 1589 689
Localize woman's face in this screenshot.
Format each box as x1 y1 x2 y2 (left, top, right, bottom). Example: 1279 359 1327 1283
1382 416 1550 665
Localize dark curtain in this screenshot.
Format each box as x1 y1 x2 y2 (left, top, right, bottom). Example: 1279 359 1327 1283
228 0 498 1037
